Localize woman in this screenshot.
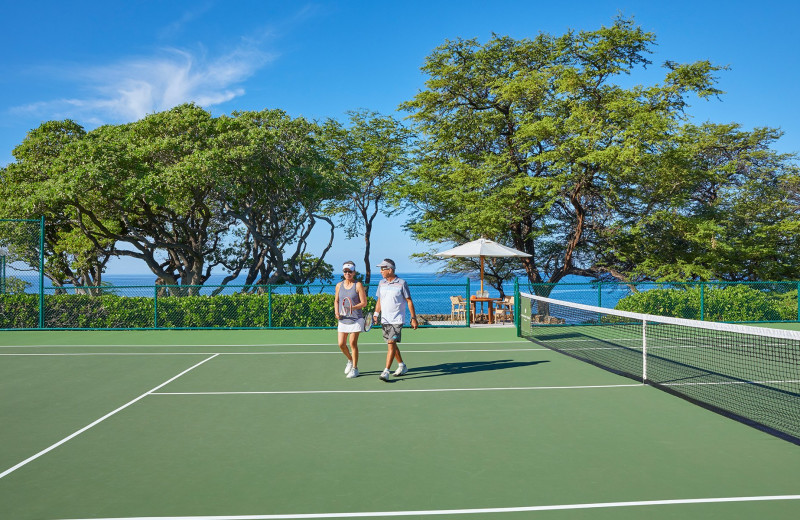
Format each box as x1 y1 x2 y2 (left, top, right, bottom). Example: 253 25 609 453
334 261 368 378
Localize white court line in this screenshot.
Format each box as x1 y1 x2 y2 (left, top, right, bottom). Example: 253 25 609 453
151 383 644 396
0 354 219 480
0 353 225 356
55 494 800 519
0 340 531 349
0 348 549 357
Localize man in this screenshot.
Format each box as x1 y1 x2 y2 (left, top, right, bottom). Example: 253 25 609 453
373 258 418 381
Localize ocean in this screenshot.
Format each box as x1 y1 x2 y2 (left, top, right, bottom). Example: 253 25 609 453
93 272 624 312
21 272 623 315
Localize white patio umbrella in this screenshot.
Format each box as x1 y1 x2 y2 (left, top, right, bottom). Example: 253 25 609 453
434 238 531 294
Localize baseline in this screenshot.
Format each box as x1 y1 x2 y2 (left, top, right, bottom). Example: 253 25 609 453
0 348 550 357
0 340 532 349
55 494 800 519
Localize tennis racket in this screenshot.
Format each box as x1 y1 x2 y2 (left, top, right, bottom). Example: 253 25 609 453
339 297 357 323
363 311 375 332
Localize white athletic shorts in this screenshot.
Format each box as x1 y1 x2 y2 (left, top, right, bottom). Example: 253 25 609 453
338 318 364 333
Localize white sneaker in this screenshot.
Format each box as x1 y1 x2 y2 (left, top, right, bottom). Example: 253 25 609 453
344 360 353 375
379 369 391 382
393 363 408 377
346 368 359 379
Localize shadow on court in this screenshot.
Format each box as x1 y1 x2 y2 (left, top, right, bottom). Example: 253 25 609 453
393 359 550 381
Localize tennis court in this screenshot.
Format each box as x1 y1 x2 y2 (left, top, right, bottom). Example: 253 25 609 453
2 326 800 519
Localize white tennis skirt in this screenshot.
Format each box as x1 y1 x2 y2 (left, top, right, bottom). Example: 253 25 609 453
338 318 364 333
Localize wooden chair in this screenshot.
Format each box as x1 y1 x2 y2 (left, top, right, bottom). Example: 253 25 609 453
450 296 467 322
494 296 514 324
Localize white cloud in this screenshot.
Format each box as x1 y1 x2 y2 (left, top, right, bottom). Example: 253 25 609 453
11 44 274 123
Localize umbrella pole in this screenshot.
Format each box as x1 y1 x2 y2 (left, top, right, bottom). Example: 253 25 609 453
480 256 484 293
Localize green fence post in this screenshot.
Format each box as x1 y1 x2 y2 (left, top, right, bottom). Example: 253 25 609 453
268 285 273 328
154 286 159 328
466 278 471 327
514 277 520 335
38 216 45 329
0 255 5 294
598 282 602 307
700 282 705 321
797 282 800 322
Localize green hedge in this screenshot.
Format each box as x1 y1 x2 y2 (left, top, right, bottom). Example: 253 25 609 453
0 292 361 329
0 294 39 328
615 285 797 322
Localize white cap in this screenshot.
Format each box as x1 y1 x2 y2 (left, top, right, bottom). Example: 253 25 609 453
342 262 356 272
376 259 396 269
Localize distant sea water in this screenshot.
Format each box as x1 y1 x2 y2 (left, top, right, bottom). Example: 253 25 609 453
36 272 625 314
96 271 590 292
98 271 473 287
95 272 624 310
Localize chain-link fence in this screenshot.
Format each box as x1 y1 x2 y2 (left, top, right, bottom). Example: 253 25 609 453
522 281 800 323
4 216 799 329
0 218 44 328
1 281 473 330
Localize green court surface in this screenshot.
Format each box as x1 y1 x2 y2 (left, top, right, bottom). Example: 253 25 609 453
1 327 799 519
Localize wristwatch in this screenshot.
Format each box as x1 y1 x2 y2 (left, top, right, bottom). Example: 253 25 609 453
411 316 417 320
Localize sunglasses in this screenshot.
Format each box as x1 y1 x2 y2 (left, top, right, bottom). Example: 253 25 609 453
380 267 392 271
343 270 354 274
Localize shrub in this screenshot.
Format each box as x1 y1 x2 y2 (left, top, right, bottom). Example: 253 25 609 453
0 292 359 329
615 285 796 322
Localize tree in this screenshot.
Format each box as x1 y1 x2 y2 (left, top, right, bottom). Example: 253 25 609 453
0 120 115 291
400 16 726 288
322 110 414 284
598 123 800 281
58 104 237 293
213 109 343 289
1 105 347 294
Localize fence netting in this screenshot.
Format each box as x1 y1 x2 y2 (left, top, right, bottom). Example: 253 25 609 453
522 281 800 323
3 216 800 330
2 280 470 330
0 219 43 328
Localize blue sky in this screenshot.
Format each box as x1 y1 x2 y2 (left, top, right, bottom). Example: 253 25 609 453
2 1 798 274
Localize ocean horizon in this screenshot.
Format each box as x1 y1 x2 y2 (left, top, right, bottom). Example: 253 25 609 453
92 271 594 289
10 271 627 314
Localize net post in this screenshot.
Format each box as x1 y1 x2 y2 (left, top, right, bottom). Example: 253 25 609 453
38 216 45 329
642 319 648 383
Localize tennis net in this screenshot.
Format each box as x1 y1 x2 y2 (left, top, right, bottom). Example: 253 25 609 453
518 292 800 444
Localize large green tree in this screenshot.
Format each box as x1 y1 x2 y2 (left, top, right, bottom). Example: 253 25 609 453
598 123 800 281
1 105 345 293
59 104 235 292
0 120 116 290
400 17 726 287
322 110 413 283
213 109 341 288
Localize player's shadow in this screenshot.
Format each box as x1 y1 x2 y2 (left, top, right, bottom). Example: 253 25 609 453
399 359 550 380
